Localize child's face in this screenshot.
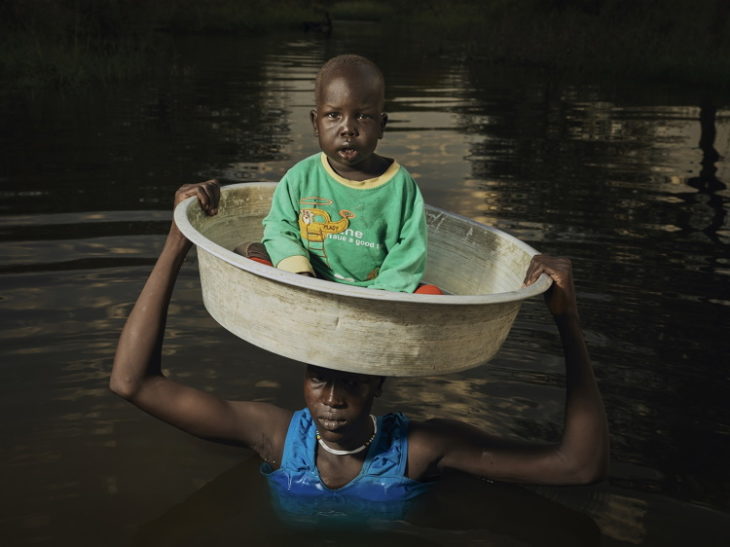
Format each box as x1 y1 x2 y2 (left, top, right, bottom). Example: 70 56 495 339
311 68 387 178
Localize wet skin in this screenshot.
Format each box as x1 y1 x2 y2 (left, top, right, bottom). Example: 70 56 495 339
111 179 608 491
303 365 383 451
310 67 391 181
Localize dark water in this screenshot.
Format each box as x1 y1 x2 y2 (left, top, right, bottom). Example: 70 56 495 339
2 24 729 546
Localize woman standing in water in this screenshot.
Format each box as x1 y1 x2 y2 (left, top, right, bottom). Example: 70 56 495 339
110 181 608 519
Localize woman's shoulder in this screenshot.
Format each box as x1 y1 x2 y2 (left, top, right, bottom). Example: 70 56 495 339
405 418 466 480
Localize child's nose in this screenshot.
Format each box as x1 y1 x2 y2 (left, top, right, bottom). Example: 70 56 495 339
339 116 358 136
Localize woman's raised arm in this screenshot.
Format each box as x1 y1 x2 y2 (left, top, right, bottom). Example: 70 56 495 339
109 181 290 461
408 255 610 485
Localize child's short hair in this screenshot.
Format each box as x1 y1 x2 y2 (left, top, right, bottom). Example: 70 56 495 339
314 54 385 105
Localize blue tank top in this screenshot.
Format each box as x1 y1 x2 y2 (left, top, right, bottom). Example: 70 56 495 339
261 408 431 525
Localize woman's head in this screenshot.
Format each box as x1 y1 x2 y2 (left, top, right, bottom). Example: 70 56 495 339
303 365 385 449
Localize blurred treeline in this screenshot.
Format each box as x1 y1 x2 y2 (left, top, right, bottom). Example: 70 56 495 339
1 0 729 88
0 0 318 87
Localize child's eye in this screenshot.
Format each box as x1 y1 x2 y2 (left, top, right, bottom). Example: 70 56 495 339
357 113 372 120
325 112 340 119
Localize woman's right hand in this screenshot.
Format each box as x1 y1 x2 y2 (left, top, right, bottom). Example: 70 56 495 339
173 179 221 213
169 180 221 243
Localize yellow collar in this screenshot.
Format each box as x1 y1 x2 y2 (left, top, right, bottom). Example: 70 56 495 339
320 153 399 189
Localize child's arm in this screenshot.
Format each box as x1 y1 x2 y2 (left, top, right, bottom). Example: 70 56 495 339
262 176 315 275
110 182 291 461
367 181 427 292
408 255 610 484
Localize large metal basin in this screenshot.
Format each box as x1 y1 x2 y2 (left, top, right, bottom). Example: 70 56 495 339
174 182 551 376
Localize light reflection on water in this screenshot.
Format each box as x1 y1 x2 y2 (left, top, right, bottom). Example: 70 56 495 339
1 29 729 546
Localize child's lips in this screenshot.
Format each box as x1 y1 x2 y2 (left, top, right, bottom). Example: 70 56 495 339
338 146 358 161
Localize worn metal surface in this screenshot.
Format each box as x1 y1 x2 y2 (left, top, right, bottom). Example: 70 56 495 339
174 182 551 376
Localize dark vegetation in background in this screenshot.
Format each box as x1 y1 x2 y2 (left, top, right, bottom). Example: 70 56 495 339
0 0 729 89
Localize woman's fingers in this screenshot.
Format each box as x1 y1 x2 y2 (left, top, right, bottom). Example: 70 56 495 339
523 254 550 286
174 180 220 215
194 180 220 215
524 255 571 286
523 255 578 317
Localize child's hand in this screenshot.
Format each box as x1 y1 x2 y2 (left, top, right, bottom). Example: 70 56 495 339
523 255 578 319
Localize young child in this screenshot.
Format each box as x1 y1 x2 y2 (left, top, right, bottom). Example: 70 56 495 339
247 54 440 294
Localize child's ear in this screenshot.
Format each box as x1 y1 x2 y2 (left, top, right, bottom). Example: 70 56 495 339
310 109 319 135
379 113 388 137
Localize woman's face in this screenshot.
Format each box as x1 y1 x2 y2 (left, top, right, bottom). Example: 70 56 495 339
303 365 383 449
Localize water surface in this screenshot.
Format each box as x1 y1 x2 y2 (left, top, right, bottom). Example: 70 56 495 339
1 26 729 546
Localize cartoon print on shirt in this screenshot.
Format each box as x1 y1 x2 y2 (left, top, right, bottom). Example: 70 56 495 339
298 196 356 266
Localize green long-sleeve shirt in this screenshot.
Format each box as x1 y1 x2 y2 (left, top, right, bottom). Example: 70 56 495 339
262 153 427 292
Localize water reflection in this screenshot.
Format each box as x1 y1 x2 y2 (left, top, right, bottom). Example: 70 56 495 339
134 456 603 547
1 29 729 546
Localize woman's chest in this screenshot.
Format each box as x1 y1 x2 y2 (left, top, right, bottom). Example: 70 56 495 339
316 456 366 490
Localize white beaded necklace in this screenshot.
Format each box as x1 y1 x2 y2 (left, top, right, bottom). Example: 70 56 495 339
316 414 377 456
